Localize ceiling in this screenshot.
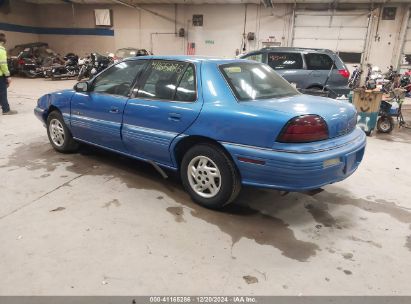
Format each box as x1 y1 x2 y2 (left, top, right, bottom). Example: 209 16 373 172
23 0 411 4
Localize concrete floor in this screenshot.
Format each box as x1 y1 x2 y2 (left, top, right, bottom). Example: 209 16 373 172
0 78 411 295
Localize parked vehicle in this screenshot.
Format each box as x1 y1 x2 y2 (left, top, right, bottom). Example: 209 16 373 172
77 52 113 81
49 53 80 80
365 64 386 90
114 47 149 62
381 65 400 92
240 47 350 98
348 65 362 89
34 56 366 209
7 42 62 77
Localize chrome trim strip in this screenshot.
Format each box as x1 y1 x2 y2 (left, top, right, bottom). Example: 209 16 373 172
71 114 121 126
220 133 364 154
122 123 178 137
72 137 177 171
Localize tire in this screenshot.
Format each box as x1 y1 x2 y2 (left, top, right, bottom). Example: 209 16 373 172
365 130 372 136
180 144 241 209
377 116 394 133
46 111 79 153
25 70 37 78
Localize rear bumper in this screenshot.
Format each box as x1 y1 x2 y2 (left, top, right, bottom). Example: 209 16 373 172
222 128 366 191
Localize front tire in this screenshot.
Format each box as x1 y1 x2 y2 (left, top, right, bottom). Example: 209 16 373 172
46 111 79 153
180 144 241 209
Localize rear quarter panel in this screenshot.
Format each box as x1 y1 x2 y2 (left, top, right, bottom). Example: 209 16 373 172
184 61 293 149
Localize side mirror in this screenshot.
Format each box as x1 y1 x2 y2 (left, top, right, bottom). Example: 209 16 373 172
74 81 89 92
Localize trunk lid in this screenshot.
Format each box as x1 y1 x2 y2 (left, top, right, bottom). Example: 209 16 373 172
243 94 357 139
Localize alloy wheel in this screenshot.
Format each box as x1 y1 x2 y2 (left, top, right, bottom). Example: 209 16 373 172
49 118 65 147
187 156 221 198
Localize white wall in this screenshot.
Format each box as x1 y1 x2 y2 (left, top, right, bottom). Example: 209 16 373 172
366 4 410 70
31 3 291 58
2 1 411 70
0 1 40 48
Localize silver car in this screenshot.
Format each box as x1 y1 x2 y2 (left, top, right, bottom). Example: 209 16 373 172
240 47 350 98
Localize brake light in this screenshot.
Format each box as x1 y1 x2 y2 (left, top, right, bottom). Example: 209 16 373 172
18 59 25 65
277 115 329 143
338 69 350 78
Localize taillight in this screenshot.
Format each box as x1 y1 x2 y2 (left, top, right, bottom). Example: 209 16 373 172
18 59 25 65
277 115 329 143
338 69 350 78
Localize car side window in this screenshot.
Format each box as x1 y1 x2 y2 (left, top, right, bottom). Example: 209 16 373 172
243 53 263 63
175 65 196 102
93 60 147 97
137 60 190 101
268 52 303 70
304 53 333 70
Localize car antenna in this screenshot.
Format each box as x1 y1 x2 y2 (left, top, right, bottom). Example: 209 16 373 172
322 52 338 96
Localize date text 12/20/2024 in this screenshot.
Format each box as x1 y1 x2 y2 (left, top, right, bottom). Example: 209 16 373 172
148 297 257 303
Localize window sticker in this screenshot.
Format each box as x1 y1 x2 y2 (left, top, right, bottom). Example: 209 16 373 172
225 67 242 73
152 61 185 74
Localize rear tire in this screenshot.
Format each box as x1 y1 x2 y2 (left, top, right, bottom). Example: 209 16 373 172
46 111 79 153
180 144 241 209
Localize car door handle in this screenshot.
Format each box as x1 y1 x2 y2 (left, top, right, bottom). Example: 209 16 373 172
110 107 119 113
168 113 181 121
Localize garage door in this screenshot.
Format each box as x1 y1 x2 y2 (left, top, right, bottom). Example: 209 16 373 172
292 10 369 53
400 10 411 70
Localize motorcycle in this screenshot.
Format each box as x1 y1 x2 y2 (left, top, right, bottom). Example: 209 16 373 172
348 65 361 89
49 53 80 80
381 65 399 93
365 64 384 90
77 53 113 81
17 57 44 78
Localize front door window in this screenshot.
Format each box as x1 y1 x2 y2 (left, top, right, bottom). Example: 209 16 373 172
93 60 147 96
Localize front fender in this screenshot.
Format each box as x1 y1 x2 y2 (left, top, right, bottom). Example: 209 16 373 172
35 90 75 124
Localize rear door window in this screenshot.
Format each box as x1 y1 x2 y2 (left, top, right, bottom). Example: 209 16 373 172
268 52 303 70
304 53 333 70
138 60 195 101
174 64 196 102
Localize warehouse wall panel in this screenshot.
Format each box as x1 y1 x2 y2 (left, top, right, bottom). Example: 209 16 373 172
0 1 40 47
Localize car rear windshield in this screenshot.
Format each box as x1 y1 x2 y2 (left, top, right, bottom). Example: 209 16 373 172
220 62 299 101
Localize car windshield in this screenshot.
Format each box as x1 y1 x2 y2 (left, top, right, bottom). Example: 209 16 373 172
220 62 299 101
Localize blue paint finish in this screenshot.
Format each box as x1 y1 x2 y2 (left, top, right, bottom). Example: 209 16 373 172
70 92 128 151
35 56 367 192
0 22 114 36
122 60 203 166
222 127 366 191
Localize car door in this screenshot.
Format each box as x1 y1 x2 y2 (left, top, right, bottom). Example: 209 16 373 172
122 59 202 166
303 52 334 88
70 60 148 151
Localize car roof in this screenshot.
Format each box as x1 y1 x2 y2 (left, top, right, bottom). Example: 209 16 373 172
249 47 335 54
126 55 244 64
117 47 139 51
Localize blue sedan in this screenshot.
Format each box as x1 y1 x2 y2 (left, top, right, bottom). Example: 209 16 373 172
35 56 366 209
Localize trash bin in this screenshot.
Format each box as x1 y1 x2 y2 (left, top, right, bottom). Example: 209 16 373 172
352 88 383 136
